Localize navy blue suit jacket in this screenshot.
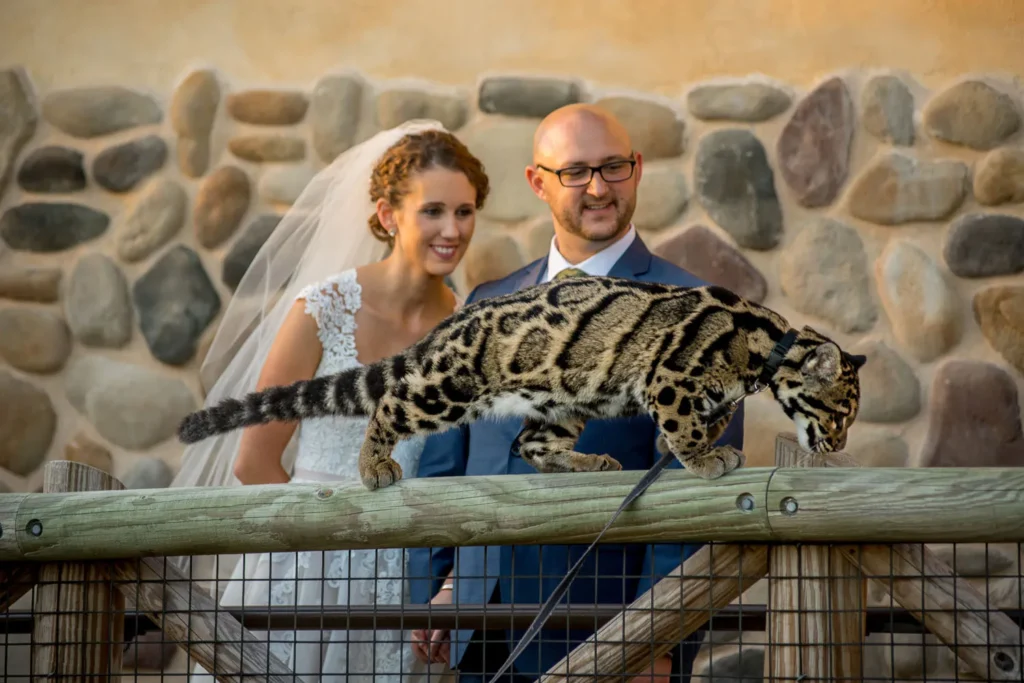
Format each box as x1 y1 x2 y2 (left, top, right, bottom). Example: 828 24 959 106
408 235 745 677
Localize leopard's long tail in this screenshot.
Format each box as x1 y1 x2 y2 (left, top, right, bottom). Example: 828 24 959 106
177 363 386 444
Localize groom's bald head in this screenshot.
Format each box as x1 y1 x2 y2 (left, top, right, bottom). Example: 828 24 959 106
532 104 632 165
525 103 642 252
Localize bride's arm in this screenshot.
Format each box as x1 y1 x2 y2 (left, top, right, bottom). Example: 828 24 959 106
233 299 324 485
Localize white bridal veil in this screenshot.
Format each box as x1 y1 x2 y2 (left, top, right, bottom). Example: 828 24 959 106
169 118 447 581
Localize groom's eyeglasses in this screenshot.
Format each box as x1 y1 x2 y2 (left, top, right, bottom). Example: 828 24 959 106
535 156 637 188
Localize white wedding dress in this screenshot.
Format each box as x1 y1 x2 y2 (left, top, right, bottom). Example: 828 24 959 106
190 269 450 683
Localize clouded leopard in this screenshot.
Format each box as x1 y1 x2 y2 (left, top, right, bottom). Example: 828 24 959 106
178 276 867 490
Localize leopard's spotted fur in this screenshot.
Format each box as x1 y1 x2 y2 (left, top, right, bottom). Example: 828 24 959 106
178 276 867 490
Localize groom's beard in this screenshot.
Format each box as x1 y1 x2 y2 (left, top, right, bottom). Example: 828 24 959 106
557 196 635 242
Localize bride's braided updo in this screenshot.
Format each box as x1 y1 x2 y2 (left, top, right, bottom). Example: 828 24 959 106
368 129 490 248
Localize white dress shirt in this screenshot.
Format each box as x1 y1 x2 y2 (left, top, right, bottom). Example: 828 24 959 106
542 224 637 282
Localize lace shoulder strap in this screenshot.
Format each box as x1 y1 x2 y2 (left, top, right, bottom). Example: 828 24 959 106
295 269 361 364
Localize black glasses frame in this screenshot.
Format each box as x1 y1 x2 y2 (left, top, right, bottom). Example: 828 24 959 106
535 156 637 188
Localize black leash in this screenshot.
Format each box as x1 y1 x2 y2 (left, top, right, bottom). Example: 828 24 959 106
485 447 676 683
484 328 799 681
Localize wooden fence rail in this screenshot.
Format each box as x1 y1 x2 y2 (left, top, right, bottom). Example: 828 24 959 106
3 460 1024 563
2 433 1024 682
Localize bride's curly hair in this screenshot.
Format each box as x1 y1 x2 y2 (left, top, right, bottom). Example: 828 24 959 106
368 129 490 248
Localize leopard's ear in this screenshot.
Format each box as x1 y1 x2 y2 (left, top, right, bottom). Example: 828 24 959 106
800 342 842 384
846 353 867 370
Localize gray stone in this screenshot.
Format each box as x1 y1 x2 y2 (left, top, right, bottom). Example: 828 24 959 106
520 216 555 261
226 89 308 125
16 146 86 193
170 69 220 177
919 360 1024 467
258 165 317 205
376 88 467 131
686 81 790 122
65 253 133 348
41 85 162 138
309 74 364 163
876 239 963 362
133 245 221 366
778 218 877 333
0 202 109 252
849 340 921 422
861 75 915 145
846 435 910 468
63 432 113 474
457 117 543 222
0 308 72 374
973 285 1024 377
460 233 526 294
593 96 685 159
92 134 167 193
65 356 197 450
478 76 581 118
116 178 188 262
923 80 1021 150
698 648 764 682
0 69 38 200
974 147 1024 205
222 214 282 291
694 128 783 250
943 213 1024 278
0 267 61 303
847 152 968 225
170 69 220 139
633 163 688 230
776 77 855 208
122 457 174 489
193 165 252 249
228 134 305 162
0 370 55 476
653 224 768 303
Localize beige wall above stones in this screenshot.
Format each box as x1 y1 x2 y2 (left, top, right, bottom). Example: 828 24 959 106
2 1 1024 496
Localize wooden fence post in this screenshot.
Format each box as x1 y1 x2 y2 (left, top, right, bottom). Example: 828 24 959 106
764 434 866 682
31 460 126 680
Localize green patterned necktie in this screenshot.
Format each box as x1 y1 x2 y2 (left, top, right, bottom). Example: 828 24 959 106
552 267 588 281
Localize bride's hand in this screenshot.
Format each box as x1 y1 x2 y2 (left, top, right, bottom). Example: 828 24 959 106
412 587 453 665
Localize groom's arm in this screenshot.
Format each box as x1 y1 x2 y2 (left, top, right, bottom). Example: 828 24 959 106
633 401 746 599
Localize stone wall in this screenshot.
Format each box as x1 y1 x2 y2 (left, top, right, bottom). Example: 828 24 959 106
1 62 1023 678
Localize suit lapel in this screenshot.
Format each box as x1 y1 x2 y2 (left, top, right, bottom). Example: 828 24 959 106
608 233 654 279
516 256 548 290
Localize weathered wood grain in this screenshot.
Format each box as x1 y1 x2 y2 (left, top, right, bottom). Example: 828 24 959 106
764 434 866 683
5 469 774 561
539 543 769 683
5 460 1024 563
32 461 125 681
111 556 293 682
839 543 1024 682
766 464 1024 542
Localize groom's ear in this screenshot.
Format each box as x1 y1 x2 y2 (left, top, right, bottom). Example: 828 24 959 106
525 164 548 201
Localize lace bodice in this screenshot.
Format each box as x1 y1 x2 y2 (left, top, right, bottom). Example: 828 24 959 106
292 268 426 481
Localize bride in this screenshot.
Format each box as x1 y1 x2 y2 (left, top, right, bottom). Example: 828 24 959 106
172 119 490 682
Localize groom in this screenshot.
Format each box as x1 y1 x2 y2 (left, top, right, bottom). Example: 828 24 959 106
409 104 745 682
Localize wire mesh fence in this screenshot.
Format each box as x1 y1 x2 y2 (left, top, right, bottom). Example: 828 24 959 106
3 540 1024 682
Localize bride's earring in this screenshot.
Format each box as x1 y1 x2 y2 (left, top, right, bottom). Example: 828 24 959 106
388 226 396 237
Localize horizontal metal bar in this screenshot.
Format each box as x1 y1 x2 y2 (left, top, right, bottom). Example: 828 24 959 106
5 605 1023 638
